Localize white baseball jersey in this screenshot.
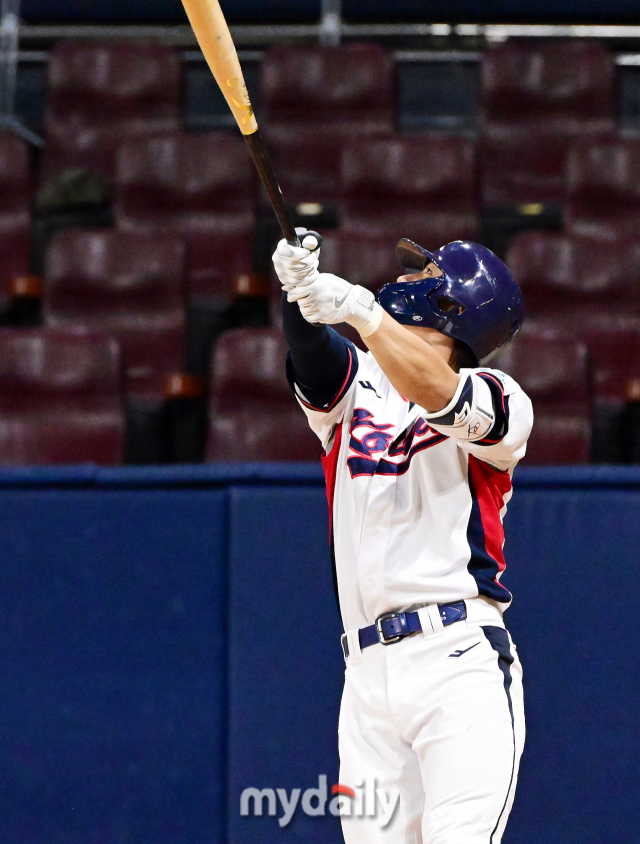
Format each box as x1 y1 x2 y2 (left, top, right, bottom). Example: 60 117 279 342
291 344 534 633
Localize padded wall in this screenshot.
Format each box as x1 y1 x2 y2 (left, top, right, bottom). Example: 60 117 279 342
0 465 637 844
227 486 343 843
0 476 228 844
503 470 640 844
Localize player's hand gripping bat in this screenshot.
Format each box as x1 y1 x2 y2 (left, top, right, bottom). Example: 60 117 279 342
180 0 319 251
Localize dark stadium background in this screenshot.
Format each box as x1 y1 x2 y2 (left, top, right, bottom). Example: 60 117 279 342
0 1 638 843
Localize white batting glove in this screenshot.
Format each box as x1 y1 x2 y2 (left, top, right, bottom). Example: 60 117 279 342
289 272 384 337
272 231 321 293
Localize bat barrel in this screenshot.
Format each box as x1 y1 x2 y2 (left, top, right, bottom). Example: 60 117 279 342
244 130 299 247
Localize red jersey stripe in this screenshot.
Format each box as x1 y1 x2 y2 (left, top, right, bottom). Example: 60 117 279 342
468 455 512 575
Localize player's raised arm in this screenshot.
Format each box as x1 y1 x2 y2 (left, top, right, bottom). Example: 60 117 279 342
283 238 522 410
273 232 360 435
359 310 460 413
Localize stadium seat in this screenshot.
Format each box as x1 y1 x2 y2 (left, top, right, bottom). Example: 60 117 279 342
261 44 395 139
565 137 640 239
340 135 479 246
40 41 180 188
493 321 591 463
43 230 186 399
0 132 31 298
480 40 615 207
115 133 256 300
506 231 640 317
258 132 347 209
569 314 640 404
558 313 640 462
259 44 395 210
207 328 320 461
0 327 124 465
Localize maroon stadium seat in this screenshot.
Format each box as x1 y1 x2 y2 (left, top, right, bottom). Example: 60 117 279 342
259 131 347 208
318 231 401 292
569 314 640 403
115 133 256 300
530 314 640 461
480 40 615 206
493 321 591 463
0 132 31 298
506 231 640 317
207 328 320 461
43 230 186 399
260 44 394 208
0 327 124 465
41 41 180 187
262 44 394 139
340 135 479 246
565 137 640 239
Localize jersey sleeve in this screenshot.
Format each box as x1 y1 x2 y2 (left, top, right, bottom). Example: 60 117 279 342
422 368 533 471
286 340 360 449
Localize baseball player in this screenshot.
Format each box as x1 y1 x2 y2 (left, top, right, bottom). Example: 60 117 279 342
272 233 533 844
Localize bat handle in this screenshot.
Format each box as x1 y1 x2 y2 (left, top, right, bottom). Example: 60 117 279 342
243 130 301 247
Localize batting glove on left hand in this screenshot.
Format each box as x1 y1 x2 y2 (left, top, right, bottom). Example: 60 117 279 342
272 230 321 292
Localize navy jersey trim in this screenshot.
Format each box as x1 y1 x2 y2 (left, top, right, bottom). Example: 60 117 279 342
466 456 512 603
481 626 517 844
476 372 510 446
286 340 359 413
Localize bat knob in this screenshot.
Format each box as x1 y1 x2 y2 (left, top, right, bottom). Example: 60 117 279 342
295 228 322 252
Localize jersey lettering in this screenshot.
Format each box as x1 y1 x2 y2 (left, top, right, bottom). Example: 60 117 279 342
347 409 447 478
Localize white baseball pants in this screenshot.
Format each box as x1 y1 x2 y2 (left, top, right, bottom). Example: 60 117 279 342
338 601 525 844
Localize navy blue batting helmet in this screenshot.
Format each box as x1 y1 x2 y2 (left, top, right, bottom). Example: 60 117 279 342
376 239 524 365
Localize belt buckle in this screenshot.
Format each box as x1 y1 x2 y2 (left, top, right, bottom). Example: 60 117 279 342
375 611 403 645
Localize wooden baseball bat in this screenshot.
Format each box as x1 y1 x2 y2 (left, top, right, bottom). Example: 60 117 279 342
180 0 300 246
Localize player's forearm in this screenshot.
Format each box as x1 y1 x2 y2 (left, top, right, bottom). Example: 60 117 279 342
363 311 460 413
281 292 351 398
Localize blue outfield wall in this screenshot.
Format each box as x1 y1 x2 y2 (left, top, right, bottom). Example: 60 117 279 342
0 464 637 844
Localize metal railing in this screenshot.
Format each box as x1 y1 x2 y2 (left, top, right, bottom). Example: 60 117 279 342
16 21 640 48
0 0 41 143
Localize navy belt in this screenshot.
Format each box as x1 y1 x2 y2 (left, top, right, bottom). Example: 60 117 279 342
342 602 467 659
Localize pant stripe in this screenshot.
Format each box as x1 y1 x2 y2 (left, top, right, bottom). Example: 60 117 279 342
481 625 516 844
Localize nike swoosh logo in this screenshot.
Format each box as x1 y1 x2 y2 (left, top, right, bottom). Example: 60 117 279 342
448 642 481 658
334 292 350 308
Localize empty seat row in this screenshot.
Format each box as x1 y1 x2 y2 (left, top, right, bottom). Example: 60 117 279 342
12 223 640 408
115 133 256 298
507 231 640 315
3 317 640 466
213 318 640 466
0 328 124 465
38 39 619 210
481 40 615 207
45 230 186 400
30 129 640 300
